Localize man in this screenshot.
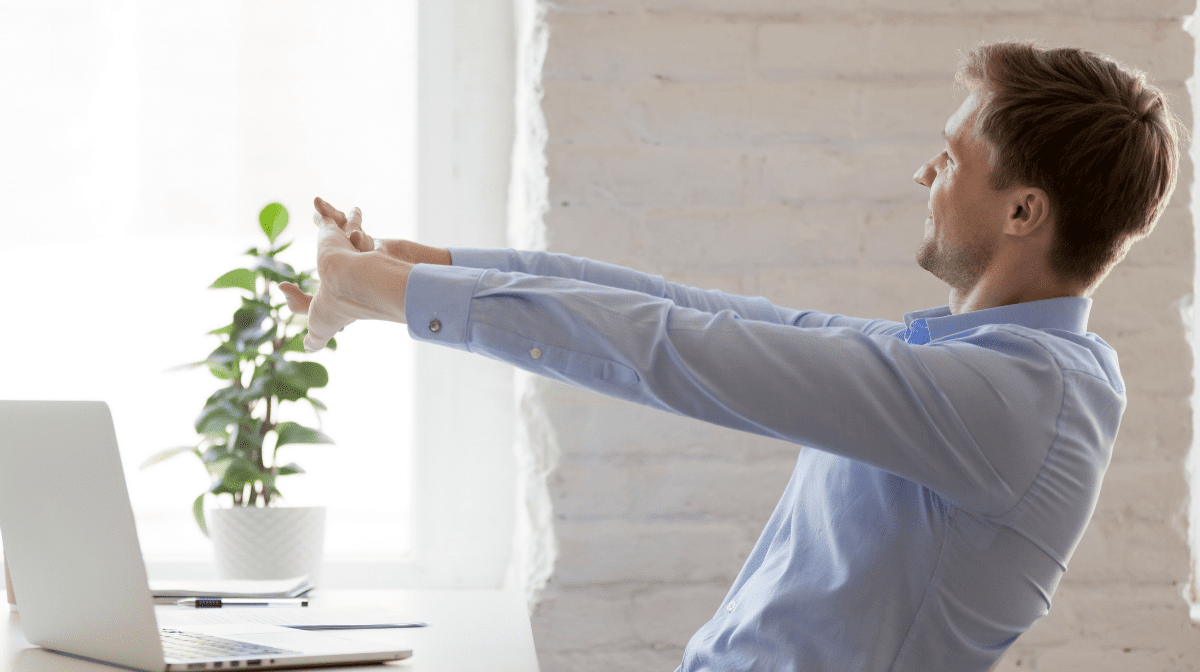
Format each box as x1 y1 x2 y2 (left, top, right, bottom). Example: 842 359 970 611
280 41 1179 670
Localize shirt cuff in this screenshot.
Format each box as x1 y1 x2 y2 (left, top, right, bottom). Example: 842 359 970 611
405 263 486 351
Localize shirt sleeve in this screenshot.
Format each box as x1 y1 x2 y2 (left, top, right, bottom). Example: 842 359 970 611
406 262 1064 516
449 247 899 335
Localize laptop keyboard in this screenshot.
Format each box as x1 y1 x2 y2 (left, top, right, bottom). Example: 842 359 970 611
160 629 297 662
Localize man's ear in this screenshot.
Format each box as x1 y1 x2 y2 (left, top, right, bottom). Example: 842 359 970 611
1005 187 1052 237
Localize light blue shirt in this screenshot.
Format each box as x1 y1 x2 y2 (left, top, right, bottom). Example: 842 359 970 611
405 248 1124 672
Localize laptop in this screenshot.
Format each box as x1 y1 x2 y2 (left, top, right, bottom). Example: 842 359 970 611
0 400 412 671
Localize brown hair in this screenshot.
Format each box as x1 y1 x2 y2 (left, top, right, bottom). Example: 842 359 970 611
956 41 1182 293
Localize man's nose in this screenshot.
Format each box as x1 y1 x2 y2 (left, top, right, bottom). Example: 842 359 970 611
914 160 933 188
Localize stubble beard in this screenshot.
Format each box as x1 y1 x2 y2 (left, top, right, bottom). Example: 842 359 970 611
915 227 995 294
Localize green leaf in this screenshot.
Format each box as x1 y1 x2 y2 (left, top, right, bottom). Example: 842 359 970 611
193 494 208 537
273 361 329 401
201 445 231 466
208 366 234 380
210 348 243 373
241 295 274 310
195 402 241 436
214 458 263 495
273 385 306 404
267 241 293 257
139 446 196 469
275 421 334 448
207 342 238 365
229 308 272 353
207 324 234 336
208 479 241 498
232 305 267 332
281 332 307 354
306 396 327 412
260 203 289 243
234 325 275 353
252 256 299 285
202 341 239 379
229 420 265 454
276 462 305 476
205 387 243 408
210 268 257 292
235 308 275 341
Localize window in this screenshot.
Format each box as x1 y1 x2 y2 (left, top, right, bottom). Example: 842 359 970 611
0 0 517 588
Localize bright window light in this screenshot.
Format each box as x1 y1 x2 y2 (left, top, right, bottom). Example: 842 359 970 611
0 0 416 565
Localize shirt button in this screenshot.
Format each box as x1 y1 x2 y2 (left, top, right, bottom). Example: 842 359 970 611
726 600 737 612
429 319 441 333
530 348 542 359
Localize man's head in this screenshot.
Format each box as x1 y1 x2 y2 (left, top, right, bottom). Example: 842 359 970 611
915 41 1181 297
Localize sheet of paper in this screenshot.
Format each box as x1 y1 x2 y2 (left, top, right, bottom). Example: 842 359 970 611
158 605 416 628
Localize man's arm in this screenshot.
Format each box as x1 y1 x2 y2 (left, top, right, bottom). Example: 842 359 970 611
315 197 896 333
406 262 1109 517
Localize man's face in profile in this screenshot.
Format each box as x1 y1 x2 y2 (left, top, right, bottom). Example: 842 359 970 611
913 93 1013 292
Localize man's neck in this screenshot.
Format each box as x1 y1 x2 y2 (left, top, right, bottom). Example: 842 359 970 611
948 268 1086 314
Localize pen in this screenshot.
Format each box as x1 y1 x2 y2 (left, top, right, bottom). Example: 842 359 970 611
176 597 309 608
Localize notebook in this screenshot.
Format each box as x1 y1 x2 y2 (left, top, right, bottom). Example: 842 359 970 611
149 576 312 602
0 400 412 671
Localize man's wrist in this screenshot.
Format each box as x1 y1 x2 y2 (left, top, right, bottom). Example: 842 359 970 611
355 252 412 324
407 241 451 266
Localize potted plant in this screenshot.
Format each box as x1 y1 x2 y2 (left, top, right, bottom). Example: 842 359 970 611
142 202 335 583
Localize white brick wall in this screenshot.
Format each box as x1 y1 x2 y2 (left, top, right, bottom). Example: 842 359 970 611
513 1 1199 669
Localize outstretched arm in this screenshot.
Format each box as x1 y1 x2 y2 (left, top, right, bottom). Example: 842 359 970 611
309 197 895 334
404 261 1108 517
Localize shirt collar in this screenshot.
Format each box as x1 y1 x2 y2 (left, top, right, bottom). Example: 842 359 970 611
902 297 1093 342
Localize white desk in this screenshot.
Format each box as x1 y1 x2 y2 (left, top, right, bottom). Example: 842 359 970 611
1 589 540 672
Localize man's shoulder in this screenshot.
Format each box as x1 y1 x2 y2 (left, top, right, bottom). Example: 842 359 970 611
940 322 1124 396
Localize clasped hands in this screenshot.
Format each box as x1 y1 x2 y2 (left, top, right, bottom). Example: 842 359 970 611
279 197 450 353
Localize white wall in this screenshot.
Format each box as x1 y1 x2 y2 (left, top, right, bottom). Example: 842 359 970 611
404 0 518 588
509 1 1199 670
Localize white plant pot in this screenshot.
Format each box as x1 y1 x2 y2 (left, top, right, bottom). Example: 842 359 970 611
209 506 326 586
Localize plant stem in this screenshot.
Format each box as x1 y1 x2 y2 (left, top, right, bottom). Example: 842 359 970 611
261 393 273 507
262 395 272 467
